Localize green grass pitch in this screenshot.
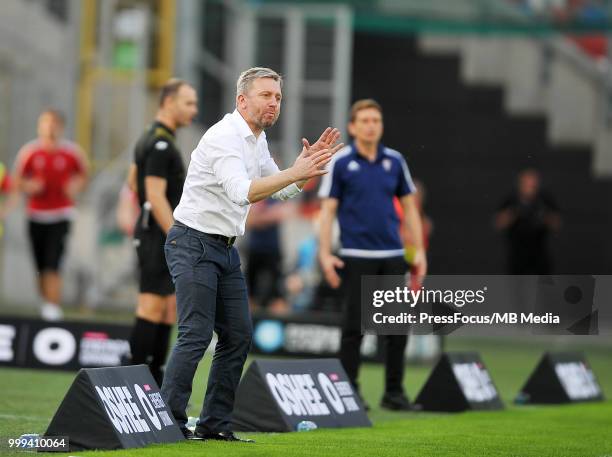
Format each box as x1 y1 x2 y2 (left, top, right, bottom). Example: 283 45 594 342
1 336 611 457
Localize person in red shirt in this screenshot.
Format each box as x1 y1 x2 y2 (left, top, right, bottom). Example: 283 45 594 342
13 110 88 321
1 162 13 215
393 180 432 289
0 161 19 237
0 163 11 195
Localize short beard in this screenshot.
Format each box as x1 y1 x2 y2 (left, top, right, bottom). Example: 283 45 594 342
257 113 278 130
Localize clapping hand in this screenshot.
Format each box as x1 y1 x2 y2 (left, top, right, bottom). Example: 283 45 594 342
292 128 344 187
301 127 343 160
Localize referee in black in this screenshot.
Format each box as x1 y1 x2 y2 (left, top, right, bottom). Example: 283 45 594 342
126 79 198 385
318 99 427 410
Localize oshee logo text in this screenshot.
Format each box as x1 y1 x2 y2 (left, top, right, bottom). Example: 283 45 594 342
266 372 360 416
95 384 173 434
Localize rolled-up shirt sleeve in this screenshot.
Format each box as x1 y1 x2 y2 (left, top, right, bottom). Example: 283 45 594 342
206 135 252 206
271 182 301 200
260 149 302 201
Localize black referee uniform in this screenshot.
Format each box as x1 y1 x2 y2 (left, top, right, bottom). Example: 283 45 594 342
133 121 186 295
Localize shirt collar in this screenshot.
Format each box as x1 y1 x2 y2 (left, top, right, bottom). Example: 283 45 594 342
231 110 266 142
153 120 175 137
351 142 385 162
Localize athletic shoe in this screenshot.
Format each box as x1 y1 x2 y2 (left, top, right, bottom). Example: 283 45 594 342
41 303 63 321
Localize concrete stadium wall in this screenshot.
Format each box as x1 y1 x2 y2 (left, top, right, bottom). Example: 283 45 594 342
0 0 80 164
419 34 612 177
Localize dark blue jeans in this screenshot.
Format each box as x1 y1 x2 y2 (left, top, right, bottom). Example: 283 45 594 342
161 223 252 433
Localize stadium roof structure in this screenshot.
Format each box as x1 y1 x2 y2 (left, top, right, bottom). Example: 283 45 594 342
244 0 612 35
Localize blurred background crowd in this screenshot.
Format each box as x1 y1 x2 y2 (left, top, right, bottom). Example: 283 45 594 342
0 0 611 319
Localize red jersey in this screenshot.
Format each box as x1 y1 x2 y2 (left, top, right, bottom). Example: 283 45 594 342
16 140 86 222
0 162 10 194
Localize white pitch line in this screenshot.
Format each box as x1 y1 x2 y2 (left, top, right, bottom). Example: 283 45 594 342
0 413 46 421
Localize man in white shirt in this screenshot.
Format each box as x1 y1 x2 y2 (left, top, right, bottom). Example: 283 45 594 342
162 67 343 442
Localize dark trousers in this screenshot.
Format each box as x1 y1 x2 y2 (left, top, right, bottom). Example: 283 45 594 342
339 256 408 395
246 250 283 307
508 245 552 275
28 220 70 272
161 223 252 432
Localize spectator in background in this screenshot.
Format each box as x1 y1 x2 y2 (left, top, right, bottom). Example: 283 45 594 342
13 110 88 321
568 0 608 60
496 168 561 274
0 161 18 233
513 0 609 59
318 99 427 411
285 230 319 311
284 208 345 313
245 198 294 314
394 180 433 288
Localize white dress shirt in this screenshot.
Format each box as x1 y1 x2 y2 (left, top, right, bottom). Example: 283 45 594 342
174 110 301 236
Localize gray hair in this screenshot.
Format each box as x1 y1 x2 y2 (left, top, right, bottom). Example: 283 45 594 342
236 67 283 98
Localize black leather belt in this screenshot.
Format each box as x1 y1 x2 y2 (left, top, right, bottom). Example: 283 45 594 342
206 233 237 247
174 221 236 247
